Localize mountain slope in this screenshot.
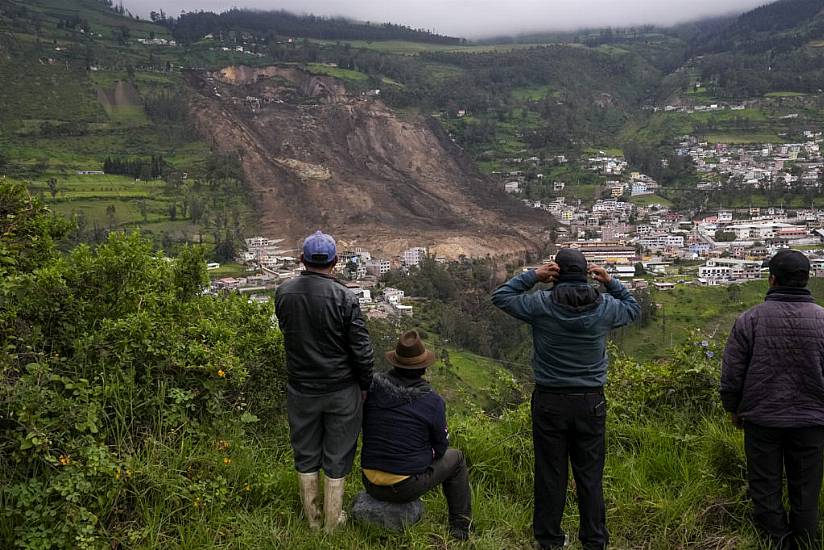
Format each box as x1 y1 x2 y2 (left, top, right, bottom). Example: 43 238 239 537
185 65 548 257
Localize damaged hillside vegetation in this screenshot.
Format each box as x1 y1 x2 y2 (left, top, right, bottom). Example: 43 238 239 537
185 64 548 258
0 180 777 549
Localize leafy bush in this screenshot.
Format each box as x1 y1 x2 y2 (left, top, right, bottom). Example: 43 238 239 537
608 337 723 420
0 182 286 549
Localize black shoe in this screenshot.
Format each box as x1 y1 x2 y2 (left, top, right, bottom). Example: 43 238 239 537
448 519 472 541
536 535 570 550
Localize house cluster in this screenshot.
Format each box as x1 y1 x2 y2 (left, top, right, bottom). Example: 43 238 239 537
678 133 824 191
527 190 824 287
652 102 748 114
210 238 433 316
136 37 176 47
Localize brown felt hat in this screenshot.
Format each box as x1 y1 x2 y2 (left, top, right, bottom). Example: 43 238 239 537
385 330 437 370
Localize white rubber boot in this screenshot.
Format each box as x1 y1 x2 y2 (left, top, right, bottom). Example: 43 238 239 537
323 476 347 534
297 471 322 530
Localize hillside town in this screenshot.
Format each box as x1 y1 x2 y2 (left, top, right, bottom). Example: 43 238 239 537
511 131 824 287
209 130 824 302
208 237 430 318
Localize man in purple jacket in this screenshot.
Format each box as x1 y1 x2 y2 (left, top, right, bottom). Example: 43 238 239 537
721 249 824 549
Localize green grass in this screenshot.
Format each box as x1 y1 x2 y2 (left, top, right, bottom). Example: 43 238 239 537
765 91 807 97
705 133 785 144
314 39 554 56
511 85 555 101
208 263 250 279
304 63 370 82
428 348 516 414
614 279 824 362
96 395 769 549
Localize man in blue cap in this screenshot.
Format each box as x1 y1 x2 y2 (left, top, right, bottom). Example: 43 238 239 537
275 230 375 533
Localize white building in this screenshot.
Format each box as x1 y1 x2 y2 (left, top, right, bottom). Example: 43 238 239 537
726 223 793 241
505 181 521 193
638 234 685 250
402 247 428 267
698 258 763 284
383 288 405 304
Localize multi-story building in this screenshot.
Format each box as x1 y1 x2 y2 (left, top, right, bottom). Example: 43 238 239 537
638 234 685 250
558 243 635 264
383 288 405 304
726 223 794 241
402 247 428 267
365 259 391 276
698 258 763 284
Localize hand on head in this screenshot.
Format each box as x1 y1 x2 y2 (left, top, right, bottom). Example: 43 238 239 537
536 262 560 283
587 264 612 284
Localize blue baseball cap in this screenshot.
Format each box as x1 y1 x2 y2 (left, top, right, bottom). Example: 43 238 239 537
302 230 337 266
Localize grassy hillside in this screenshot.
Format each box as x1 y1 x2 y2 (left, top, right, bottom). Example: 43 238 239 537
0 0 257 252
613 278 824 361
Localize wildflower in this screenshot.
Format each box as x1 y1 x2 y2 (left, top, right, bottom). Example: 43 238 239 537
223 457 232 465
58 455 71 466
244 483 252 492
193 497 202 509
125 468 133 479
115 469 121 480
706 351 715 359
700 340 709 348
217 369 226 378
216 439 231 450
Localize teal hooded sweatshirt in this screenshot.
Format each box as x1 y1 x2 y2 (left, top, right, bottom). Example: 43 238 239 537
491 270 640 388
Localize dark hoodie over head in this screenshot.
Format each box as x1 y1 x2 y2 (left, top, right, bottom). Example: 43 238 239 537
361 371 449 475
492 270 640 388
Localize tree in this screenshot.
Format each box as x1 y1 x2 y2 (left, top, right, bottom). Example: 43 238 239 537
714 230 737 242
47 177 58 199
105 204 117 228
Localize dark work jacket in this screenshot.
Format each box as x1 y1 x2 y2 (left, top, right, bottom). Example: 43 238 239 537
275 271 374 393
721 288 824 427
361 371 449 475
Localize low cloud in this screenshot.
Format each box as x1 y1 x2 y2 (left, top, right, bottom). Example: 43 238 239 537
127 0 767 38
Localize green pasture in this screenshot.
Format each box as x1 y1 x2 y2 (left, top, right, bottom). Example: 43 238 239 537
304 63 370 82
614 279 824 362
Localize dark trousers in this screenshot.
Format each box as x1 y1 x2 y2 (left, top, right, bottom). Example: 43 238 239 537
363 448 472 529
744 423 824 548
532 389 608 550
286 383 363 478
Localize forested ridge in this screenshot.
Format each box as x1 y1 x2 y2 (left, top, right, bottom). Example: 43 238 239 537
162 8 463 45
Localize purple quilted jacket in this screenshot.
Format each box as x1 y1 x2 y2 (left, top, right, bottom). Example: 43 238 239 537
721 288 824 427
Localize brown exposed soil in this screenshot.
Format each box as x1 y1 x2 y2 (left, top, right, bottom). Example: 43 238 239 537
185 65 551 258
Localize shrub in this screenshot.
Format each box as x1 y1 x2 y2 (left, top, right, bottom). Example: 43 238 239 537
0 182 286 549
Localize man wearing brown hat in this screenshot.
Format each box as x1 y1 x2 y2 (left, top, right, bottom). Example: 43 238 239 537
360 330 472 540
492 248 640 550
722 249 824 549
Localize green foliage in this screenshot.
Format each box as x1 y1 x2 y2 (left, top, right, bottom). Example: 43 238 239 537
608 338 723 420
0 182 71 277
0 182 285 548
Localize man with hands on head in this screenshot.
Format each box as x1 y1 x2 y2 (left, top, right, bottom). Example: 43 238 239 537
492 248 640 550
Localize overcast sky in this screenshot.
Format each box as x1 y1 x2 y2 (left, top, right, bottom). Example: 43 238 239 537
124 0 767 38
